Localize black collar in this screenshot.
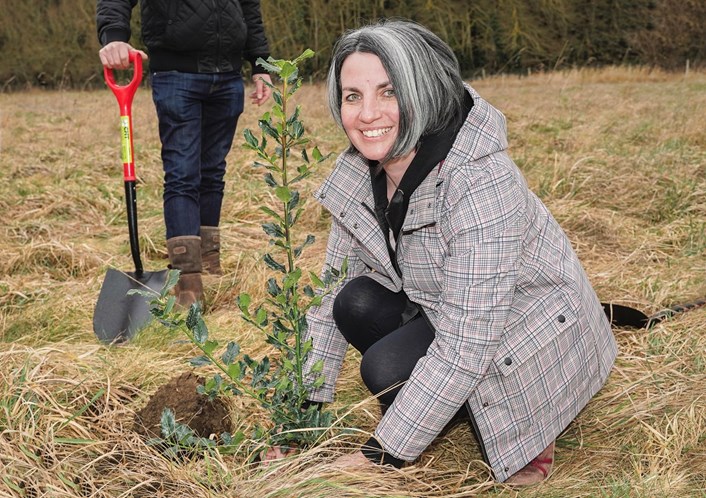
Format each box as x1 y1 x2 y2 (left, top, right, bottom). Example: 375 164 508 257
370 92 474 245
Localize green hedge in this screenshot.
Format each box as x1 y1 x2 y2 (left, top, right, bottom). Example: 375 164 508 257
0 0 703 90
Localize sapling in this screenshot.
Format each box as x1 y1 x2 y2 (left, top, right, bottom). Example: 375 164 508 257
138 50 345 455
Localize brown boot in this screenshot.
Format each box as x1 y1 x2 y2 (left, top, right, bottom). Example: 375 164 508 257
166 236 203 309
505 441 555 486
200 226 223 276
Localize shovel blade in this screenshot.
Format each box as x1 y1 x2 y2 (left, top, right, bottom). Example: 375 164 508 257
93 268 169 344
602 302 649 329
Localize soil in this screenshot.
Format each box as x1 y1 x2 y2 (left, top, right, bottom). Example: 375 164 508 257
133 371 231 440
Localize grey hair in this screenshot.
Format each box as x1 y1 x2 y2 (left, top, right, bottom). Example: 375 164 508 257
327 19 466 163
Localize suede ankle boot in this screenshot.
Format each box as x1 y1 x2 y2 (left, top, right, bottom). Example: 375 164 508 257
166 236 203 309
200 226 222 276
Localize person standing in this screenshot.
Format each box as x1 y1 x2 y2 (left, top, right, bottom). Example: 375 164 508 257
97 0 273 307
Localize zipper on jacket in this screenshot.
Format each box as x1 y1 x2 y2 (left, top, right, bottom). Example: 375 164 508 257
213 0 222 72
366 194 492 470
464 400 491 468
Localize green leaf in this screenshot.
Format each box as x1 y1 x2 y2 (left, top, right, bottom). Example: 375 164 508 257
309 271 325 288
255 307 268 326
293 49 315 65
299 234 315 251
164 295 177 315
275 186 291 203
272 91 283 107
279 61 297 81
227 362 242 380
291 121 304 140
264 172 278 187
266 278 281 297
244 128 259 148
272 104 285 121
237 293 251 314
203 340 219 355
256 57 281 74
259 205 283 222
287 190 300 211
221 341 240 365
262 222 284 239
189 355 211 367
311 359 324 374
263 253 286 273
186 307 208 344
286 105 301 126
312 146 323 162
259 119 279 140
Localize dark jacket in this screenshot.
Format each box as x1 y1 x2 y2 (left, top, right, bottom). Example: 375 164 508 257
96 0 270 74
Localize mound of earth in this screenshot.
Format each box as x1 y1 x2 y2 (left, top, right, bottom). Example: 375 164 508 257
133 371 231 440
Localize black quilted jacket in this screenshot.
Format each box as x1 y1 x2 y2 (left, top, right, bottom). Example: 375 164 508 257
97 0 270 74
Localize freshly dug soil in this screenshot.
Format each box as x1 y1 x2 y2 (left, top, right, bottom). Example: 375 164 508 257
133 371 231 440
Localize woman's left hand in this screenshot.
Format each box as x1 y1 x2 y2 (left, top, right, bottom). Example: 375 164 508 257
332 450 375 469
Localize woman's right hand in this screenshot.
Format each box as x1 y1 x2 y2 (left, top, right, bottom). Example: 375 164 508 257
260 445 298 466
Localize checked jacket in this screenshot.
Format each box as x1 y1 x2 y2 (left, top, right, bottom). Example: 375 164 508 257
303 85 618 482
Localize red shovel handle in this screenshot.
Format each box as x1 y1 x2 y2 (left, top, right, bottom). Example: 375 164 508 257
104 52 143 181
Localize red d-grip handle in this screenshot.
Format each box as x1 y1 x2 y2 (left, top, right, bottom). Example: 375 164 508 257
104 52 143 181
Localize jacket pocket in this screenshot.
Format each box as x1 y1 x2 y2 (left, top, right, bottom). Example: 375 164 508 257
493 291 577 377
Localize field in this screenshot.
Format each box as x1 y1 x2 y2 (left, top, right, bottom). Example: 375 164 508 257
1 67 705 497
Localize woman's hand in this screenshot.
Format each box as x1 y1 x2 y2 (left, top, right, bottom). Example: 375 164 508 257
331 450 375 469
259 445 298 466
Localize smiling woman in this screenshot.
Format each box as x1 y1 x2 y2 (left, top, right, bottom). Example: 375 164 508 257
297 19 618 486
340 52 400 166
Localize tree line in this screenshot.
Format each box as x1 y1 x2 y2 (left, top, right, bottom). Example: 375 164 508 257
0 0 703 90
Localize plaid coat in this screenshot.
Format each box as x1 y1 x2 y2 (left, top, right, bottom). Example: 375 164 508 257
303 85 617 482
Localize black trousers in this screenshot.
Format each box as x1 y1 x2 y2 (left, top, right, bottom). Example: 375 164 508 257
332 275 470 425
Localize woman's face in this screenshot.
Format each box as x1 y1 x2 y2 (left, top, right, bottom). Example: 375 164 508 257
339 52 399 162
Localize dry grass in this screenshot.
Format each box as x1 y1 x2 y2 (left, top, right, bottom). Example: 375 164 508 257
1 66 705 497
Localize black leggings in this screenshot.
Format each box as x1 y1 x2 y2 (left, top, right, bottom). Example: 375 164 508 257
332 275 469 424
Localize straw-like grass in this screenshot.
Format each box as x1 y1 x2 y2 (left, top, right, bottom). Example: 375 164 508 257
1 66 705 497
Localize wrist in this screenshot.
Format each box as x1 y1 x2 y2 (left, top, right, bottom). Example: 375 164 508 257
360 436 405 468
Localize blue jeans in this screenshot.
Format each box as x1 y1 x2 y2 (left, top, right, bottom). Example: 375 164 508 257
151 71 245 239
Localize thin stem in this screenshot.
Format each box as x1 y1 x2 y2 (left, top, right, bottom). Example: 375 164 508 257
182 323 273 410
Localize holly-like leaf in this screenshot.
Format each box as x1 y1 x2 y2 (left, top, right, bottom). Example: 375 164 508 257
267 278 281 297
263 253 286 273
262 222 285 239
244 128 259 149
256 57 281 74
259 119 279 140
189 355 211 367
221 341 241 364
227 362 242 381
264 172 278 187
203 340 219 355
275 186 291 203
237 293 251 314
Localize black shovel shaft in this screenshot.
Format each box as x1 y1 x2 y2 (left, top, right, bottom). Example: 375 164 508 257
603 297 706 329
124 179 143 276
646 297 706 327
